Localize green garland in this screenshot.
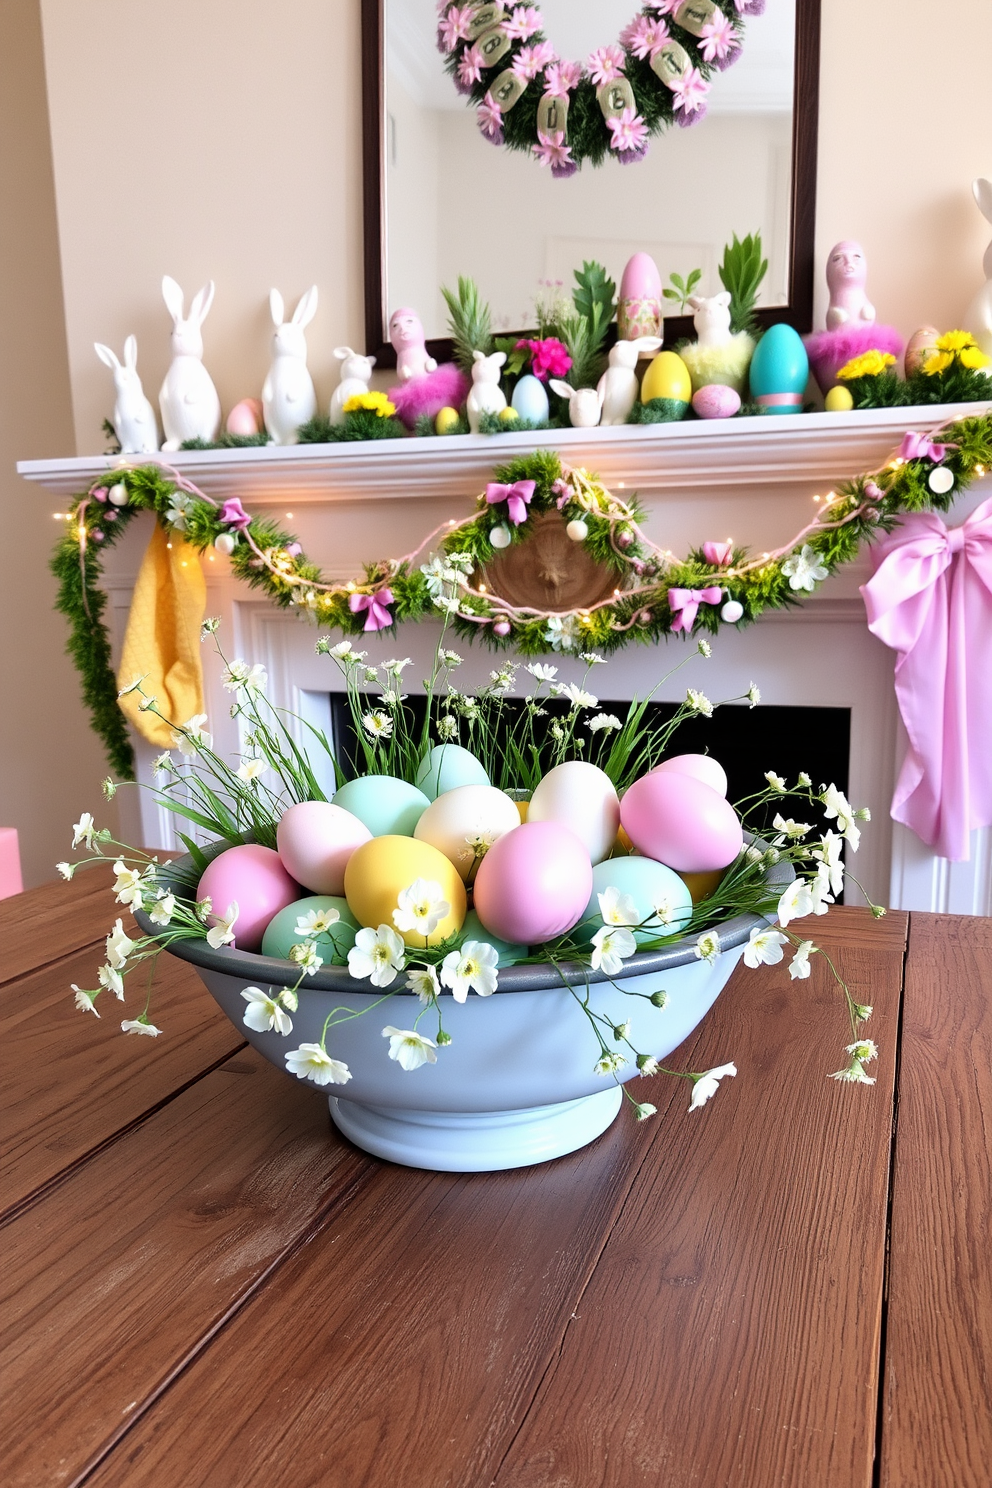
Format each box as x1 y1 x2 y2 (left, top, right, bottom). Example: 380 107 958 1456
51 411 992 779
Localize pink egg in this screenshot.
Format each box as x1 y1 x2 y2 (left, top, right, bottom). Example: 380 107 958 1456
692 384 741 420
277 801 372 895
620 774 743 874
473 822 593 945
197 844 299 953
619 251 662 302
226 397 265 436
649 753 728 798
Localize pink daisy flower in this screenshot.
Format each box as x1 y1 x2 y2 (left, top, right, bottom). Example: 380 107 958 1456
504 6 544 42
607 106 649 156
512 39 557 81
671 65 709 114
457 43 484 89
587 44 625 86
699 14 737 61
533 132 574 173
544 59 583 96
438 5 475 53
647 1 680 14
620 15 670 60
477 91 504 142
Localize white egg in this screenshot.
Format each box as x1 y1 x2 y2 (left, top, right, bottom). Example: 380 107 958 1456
413 784 522 881
527 761 620 865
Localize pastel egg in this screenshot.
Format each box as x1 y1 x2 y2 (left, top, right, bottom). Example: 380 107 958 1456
618 253 662 339
498 406 519 425
511 374 550 424
692 384 741 420
414 784 521 881
576 856 693 948
825 385 854 412
473 821 593 945
749 324 809 413
641 350 692 406
226 397 264 436
620 773 743 874
527 761 620 865
435 406 460 435
677 868 726 905
649 753 728 798
905 326 940 377
343 835 466 947
261 895 359 963
197 844 300 953
619 252 662 304
458 909 527 966
332 775 430 837
415 744 490 801
276 801 372 894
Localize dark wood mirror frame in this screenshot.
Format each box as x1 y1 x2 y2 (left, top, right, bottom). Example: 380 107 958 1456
362 0 820 369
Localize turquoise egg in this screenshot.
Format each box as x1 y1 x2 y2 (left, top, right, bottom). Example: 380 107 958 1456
333 775 430 836
415 744 490 800
511 374 550 424
749 323 809 414
261 895 359 964
457 908 527 966
575 856 693 948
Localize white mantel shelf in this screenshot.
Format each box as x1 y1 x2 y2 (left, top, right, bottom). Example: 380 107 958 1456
17 402 990 504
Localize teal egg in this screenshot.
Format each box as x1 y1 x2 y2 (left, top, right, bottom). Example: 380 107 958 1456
415 744 490 801
575 856 693 948
457 909 528 965
261 895 360 964
333 775 430 837
749 324 809 413
511 374 550 424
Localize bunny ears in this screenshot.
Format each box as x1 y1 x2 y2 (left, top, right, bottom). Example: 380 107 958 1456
94 335 139 371
270 286 318 329
162 276 215 328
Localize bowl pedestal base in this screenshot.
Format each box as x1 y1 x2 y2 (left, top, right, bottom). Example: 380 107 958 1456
330 1086 624 1172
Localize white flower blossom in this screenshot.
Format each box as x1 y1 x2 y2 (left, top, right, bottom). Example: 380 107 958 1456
594 1050 627 1076
72 813 97 849
590 925 637 975
637 1054 660 1077
743 927 788 968
348 924 405 987
152 753 173 779
697 639 712 658
782 543 829 592
747 683 761 707
812 831 845 896
72 986 99 1017
810 863 835 915
694 930 721 966
56 861 74 880
295 907 341 938
121 1017 161 1037
148 892 176 927
440 649 463 667
436 714 459 741
552 682 598 710
846 1039 878 1063
685 689 713 718
406 966 442 1003
206 902 239 949
440 940 499 1002
174 714 212 757
362 710 393 742
98 963 124 998
544 615 579 652
821 784 861 849
383 657 413 676
117 676 145 698
587 713 622 733
773 814 812 840
285 1043 352 1086
764 771 787 793
689 1062 737 1110
382 1025 438 1071
241 987 293 1035
102 777 118 800
112 860 145 908
788 940 817 980
526 663 558 682
236 758 266 783
393 879 450 938
634 1102 658 1120
776 877 815 928
106 918 134 971
200 616 221 638
289 940 324 976
797 771 812 788
598 886 639 927
221 660 268 694
580 651 606 666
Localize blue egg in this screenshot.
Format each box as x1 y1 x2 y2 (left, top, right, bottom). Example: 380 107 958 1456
511 374 550 424
333 775 430 836
749 324 809 414
261 895 359 963
415 744 490 800
458 909 527 965
575 856 693 948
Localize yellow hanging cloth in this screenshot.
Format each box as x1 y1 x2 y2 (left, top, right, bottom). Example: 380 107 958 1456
117 524 207 748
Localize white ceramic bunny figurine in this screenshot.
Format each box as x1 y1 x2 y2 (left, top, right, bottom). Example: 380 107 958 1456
549 380 605 429
159 277 221 450
94 336 159 453
466 349 507 433
329 346 377 425
687 291 733 347
964 178 992 359
597 336 662 425
262 286 319 445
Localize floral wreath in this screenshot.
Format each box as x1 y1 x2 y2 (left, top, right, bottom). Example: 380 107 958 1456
438 1 761 176
52 410 992 780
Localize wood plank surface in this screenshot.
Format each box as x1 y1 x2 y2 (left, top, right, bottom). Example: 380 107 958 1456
80 907 905 1488
879 913 992 1488
490 907 908 1488
0 1049 375 1488
0 872 113 988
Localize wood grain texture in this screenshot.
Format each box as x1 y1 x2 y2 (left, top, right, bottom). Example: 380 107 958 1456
879 913 992 1488
0 872 112 987
0 1049 374 1488
490 907 907 1488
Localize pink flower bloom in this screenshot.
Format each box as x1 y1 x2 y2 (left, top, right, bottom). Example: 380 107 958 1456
647 0 680 14
587 44 625 86
504 5 544 42
699 14 737 61
438 4 475 52
457 43 484 88
517 337 572 381
671 65 709 114
620 16 670 59
533 129 574 171
220 498 251 531
477 90 504 141
511 39 557 81
544 59 583 96
607 106 649 156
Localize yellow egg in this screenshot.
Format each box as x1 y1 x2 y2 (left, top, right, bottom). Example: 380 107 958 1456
677 867 725 905
435 406 460 435
825 384 854 412
640 350 692 405
499 406 519 424
343 835 466 946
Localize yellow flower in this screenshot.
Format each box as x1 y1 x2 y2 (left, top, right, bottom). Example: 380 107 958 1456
922 349 954 376
934 330 975 352
344 391 396 417
837 350 896 381
960 345 990 371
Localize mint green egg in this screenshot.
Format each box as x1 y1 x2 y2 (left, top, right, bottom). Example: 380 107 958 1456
458 909 527 966
415 744 490 800
333 775 430 837
261 895 359 964
574 856 693 949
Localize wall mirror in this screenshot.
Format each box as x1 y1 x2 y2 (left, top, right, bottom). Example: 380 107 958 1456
362 0 820 363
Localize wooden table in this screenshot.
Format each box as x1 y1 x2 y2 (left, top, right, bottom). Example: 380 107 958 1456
2 878 989 1488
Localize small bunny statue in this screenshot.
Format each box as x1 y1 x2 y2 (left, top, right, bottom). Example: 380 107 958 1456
94 336 159 453
549 380 605 429
329 346 376 426
680 291 755 395
262 286 319 445
159 277 221 450
597 336 662 425
466 350 507 433
964 178 992 358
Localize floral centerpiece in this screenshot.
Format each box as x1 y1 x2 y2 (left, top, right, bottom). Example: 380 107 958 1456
63 617 879 1171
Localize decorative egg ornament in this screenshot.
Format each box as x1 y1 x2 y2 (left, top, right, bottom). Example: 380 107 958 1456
332 776 430 838
578 856 693 947
435 406 460 435
528 762 621 864
692 384 741 419
414 784 521 881
511 374 549 423
498 406 519 425
415 744 490 800
276 800 372 895
261 895 359 963
618 253 663 341
641 350 692 407
649 753 728 797
721 599 744 623
749 324 809 414
566 519 589 542
196 844 300 953
473 821 593 945
825 385 854 412
904 326 940 377
620 772 743 874
226 398 265 436
343 836 467 947
928 466 955 495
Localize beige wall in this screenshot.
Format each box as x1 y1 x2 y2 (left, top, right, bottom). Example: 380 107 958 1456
4 0 992 886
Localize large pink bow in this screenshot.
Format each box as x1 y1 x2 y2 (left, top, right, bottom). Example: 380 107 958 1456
668 586 723 633
349 587 394 632
899 431 955 463
486 479 536 525
861 496 992 861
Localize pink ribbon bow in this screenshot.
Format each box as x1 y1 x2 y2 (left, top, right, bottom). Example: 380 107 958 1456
486 479 536 526
349 587 394 632
219 497 252 531
899 431 956 463
668 586 723 632
860 497 992 861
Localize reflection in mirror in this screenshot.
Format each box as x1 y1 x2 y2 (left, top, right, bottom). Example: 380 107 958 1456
383 0 797 343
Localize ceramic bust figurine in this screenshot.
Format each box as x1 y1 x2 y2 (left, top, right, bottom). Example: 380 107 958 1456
389 308 437 382
825 241 875 330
